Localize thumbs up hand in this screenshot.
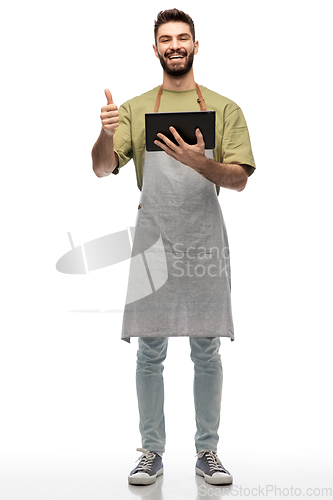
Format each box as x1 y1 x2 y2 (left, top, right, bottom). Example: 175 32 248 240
100 89 119 135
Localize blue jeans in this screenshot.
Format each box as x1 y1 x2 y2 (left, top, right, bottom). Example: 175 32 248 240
136 336 223 453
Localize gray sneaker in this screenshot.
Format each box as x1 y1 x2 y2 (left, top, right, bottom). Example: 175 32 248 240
195 449 233 485
128 448 164 485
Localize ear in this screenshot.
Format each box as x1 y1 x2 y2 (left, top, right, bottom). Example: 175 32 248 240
153 44 159 59
194 40 199 55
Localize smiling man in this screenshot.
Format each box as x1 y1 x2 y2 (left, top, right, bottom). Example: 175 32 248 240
92 8 256 487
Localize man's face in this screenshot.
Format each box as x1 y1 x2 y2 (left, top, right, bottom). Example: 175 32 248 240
153 22 198 77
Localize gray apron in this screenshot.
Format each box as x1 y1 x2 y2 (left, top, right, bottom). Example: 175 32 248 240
121 85 234 343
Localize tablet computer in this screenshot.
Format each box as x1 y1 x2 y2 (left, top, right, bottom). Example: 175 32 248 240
145 111 216 152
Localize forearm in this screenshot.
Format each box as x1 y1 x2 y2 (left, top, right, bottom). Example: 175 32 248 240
192 157 248 192
91 128 119 177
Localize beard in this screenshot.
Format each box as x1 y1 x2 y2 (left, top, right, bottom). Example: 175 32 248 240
158 48 195 77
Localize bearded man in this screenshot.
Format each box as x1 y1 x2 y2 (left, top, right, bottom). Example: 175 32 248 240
92 8 256 486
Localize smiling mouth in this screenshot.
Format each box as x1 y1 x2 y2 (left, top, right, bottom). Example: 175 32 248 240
167 52 186 61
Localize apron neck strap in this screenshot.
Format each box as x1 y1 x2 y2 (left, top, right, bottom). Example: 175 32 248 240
154 83 207 112
195 84 207 111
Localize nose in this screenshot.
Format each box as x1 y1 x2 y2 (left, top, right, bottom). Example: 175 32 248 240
169 37 181 50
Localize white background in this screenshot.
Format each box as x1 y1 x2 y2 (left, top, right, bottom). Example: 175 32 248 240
1 0 332 498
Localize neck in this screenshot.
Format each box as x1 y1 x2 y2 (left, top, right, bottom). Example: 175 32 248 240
162 69 196 91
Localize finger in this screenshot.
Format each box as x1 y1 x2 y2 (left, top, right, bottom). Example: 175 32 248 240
169 126 185 145
104 88 113 105
154 138 173 153
156 133 178 152
154 139 167 151
103 123 119 131
196 128 205 147
101 116 119 125
154 140 178 159
101 104 118 114
100 109 119 120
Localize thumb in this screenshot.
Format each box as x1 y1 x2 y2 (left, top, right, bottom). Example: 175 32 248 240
104 88 113 105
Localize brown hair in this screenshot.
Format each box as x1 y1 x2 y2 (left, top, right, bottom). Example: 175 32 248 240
154 9 195 44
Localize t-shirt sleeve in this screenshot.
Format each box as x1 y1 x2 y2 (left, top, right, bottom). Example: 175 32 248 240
112 101 133 175
222 107 256 176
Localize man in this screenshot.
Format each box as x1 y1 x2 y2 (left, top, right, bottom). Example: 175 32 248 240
92 9 255 486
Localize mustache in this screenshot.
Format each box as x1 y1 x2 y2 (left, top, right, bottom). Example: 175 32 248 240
164 49 187 58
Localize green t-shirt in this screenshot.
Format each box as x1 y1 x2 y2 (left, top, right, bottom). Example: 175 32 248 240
113 85 256 194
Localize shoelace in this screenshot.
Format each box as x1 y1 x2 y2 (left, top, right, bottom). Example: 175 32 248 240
196 449 227 473
134 447 157 472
